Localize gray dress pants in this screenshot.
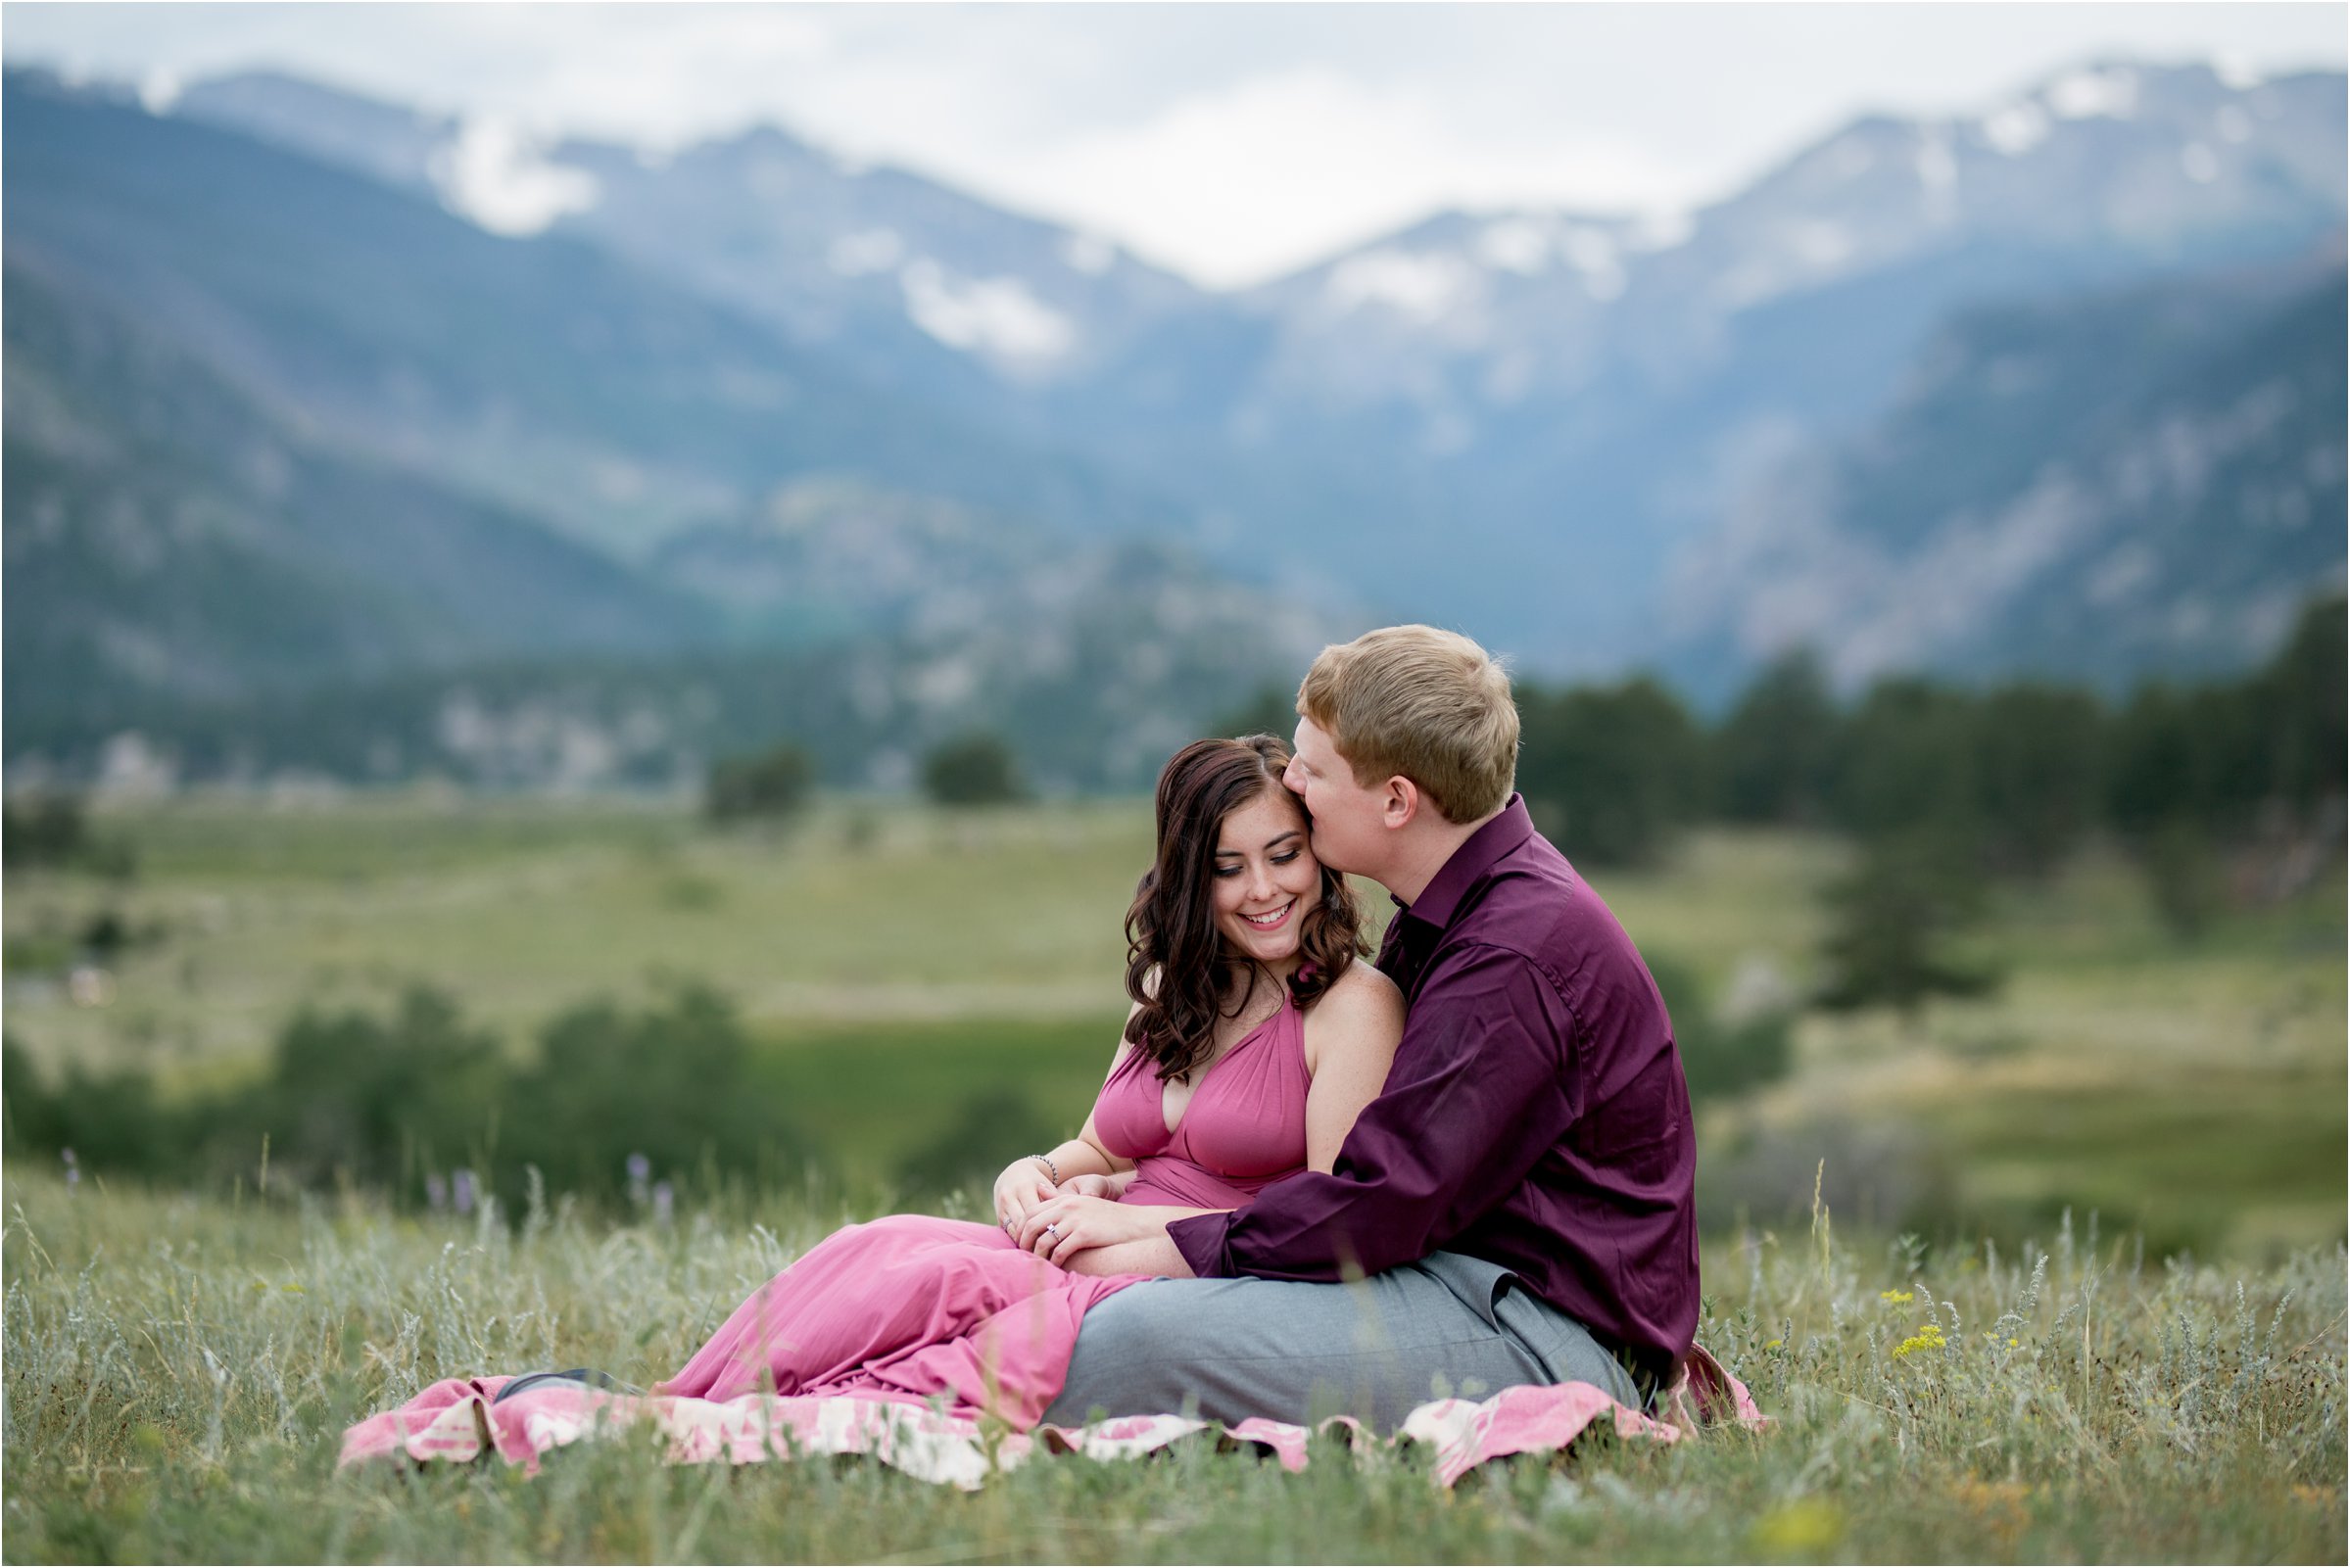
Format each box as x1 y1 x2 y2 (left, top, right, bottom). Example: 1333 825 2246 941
1041 1252 1642 1431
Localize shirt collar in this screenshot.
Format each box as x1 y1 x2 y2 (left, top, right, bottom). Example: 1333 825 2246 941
1393 793 1535 930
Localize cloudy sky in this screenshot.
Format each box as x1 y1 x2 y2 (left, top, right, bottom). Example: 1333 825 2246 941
6 2 2342 286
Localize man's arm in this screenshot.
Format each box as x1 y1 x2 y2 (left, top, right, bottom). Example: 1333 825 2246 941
1060 1235 1193 1278
1169 943 1579 1282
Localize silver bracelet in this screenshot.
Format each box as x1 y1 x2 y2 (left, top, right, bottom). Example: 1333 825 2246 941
1029 1153 1060 1185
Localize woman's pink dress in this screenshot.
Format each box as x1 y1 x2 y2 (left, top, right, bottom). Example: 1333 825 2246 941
657 988 1311 1428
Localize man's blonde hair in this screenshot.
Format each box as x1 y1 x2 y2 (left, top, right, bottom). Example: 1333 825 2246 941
1296 625 1518 824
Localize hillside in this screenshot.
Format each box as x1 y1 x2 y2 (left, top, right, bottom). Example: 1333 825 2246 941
3 261 714 727
4 70 1182 559
1663 254 2348 694
162 61 2349 687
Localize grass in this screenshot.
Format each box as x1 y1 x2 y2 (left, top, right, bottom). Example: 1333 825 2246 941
5 797 1159 1075
3 1171 2341 1563
3 796 2343 1558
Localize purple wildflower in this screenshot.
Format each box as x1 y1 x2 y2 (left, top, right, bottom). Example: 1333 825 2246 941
62 1148 78 1191
651 1180 675 1226
425 1173 448 1212
453 1167 476 1217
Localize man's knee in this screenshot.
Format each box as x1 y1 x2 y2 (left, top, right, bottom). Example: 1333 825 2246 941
1066 1278 1207 1363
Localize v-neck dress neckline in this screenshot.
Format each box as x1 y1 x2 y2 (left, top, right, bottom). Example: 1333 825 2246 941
1092 986 1312 1211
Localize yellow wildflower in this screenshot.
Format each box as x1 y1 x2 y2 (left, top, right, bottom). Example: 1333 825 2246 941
1749 1498 1846 1555
1892 1323 1947 1358
1879 1289 1916 1305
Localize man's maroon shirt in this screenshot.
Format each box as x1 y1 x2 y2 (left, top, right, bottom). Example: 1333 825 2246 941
1168 794 1701 1383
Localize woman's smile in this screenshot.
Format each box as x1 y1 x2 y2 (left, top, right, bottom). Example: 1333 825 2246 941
1211 790 1323 961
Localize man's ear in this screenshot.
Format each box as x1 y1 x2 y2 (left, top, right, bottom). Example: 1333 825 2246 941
1381 776 1420 831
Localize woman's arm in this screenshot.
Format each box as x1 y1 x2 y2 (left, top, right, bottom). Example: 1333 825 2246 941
1302 964 1406 1173
1061 1234 1193 1278
991 1004 1146 1231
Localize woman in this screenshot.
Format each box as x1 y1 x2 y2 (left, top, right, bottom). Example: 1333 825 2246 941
650 735 1404 1428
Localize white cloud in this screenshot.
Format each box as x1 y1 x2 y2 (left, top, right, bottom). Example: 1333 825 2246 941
5 3 2343 288
1001 68 1687 288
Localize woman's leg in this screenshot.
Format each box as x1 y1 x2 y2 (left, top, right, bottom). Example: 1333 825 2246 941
658 1214 1059 1402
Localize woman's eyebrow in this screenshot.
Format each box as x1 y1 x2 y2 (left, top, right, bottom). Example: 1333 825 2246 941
1218 830 1302 858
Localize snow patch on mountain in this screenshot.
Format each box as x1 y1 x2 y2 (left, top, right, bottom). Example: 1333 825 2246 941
828 228 905 277
1914 127 1958 189
1559 227 1627 299
1060 232 1117 275
897 259 1076 366
1821 135 1876 181
1625 209 1695 253
1323 249 1478 321
2215 55 2269 92
1980 100 2050 156
2047 67 2139 120
137 68 183 115
1475 218 1553 275
432 118 600 236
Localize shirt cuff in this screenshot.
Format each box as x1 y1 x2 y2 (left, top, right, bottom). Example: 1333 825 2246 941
1166 1210 1233 1279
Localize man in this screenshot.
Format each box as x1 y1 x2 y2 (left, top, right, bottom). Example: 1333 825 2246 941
1040 624 1700 1428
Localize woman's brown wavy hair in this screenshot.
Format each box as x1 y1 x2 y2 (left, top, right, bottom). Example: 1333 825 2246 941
1122 735 1367 1082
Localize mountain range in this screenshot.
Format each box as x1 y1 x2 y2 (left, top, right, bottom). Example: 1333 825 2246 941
5 57 2343 786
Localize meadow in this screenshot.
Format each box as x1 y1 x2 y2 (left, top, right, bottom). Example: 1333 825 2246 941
6 793 2340 1250
4 1172 2341 1562
3 793 2344 1561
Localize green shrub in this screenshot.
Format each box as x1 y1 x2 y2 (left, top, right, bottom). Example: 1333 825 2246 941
1815 832 2002 1017
2145 819 2227 942
921 733 1026 807
1647 955 1795 1106
501 984 800 1203
2 791 137 878
705 741 815 824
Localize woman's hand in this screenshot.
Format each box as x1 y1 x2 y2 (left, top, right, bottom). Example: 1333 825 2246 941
1056 1171 1124 1201
991 1158 1058 1238
1016 1193 1156 1267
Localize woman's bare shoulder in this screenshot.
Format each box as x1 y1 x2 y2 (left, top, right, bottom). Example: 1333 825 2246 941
1328 957 1402 1004
1308 959 1404 1029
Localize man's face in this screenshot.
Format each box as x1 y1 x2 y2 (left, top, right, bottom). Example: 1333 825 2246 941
1282 716 1388 877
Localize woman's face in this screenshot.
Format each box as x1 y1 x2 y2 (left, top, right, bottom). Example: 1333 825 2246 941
1210 787 1323 970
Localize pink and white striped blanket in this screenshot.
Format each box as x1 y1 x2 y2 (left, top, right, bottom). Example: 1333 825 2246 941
340 1346 1765 1490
